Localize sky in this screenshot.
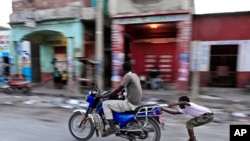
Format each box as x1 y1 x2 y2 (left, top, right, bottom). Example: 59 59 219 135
0 0 12 27
1 0 250 27
195 0 250 14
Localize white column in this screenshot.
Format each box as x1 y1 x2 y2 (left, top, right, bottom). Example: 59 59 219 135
191 41 201 98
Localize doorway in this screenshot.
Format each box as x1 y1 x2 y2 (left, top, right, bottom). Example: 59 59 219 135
2 56 10 76
209 45 238 87
54 47 67 72
31 43 41 83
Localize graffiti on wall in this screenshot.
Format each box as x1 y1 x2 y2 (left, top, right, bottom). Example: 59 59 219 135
111 22 124 82
178 53 189 81
22 41 31 67
0 35 10 53
21 41 32 81
177 21 192 81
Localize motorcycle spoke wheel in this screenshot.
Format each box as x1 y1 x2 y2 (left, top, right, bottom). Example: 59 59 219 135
68 112 95 141
129 118 161 141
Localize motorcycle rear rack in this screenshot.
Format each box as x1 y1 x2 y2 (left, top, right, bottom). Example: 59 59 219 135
123 104 168 132
135 104 168 117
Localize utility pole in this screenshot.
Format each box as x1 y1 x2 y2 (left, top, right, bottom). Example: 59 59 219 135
95 0 104 90
191 41 200 98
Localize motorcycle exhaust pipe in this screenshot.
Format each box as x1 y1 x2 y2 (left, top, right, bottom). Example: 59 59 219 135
119 128 142 132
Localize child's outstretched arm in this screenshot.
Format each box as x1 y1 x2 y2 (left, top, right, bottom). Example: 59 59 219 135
162 108 182 115
168 101 190 107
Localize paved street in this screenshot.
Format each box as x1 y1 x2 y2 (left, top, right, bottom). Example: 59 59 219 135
0 103 229 141
1 90 246 141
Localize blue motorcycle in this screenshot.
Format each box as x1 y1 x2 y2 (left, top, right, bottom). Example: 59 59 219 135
68 88 168 141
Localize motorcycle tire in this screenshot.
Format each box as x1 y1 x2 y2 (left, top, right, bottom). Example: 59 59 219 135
128 118 161 141
3 87 13 95
68 112 95 141
23 87 32 95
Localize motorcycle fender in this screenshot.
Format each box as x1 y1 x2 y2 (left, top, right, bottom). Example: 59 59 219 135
73 109 86 114
73 109 96 128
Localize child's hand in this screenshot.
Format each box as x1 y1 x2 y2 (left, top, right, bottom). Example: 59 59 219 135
168 102 175 108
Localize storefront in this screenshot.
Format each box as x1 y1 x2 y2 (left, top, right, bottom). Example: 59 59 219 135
10 19 84 84
111 12 192 90
192 12 250 88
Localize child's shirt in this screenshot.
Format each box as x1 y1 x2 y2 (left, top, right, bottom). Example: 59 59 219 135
54 72 61 78
62 73 68 80
178 102 212 117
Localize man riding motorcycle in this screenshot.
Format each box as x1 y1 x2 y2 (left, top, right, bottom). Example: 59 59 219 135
98 62 143 137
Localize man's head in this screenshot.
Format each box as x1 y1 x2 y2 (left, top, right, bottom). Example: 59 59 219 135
122 62 132 74
178 96 190 109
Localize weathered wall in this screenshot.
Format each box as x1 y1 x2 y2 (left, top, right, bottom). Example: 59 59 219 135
11 0 95 22
193 12 250 41
109 0 193 16
192 12 250 88
12 0 91 11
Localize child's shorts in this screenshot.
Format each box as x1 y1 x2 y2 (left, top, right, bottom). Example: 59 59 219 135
186 113 214 129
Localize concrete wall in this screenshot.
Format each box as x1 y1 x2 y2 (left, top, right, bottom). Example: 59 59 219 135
192 12 250 88
11 0 96 22
109 0 193 16
40 45 54 73
193 12 250 41
10 19 84 82
12 0 92 11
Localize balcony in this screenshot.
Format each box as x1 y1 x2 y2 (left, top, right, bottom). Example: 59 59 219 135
10 6 96 24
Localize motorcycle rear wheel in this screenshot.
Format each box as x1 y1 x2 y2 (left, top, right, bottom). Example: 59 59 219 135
127 118 161 141
68 112 95 141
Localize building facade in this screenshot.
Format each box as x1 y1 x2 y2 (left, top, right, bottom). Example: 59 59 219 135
108 0 194 90
9 0 111 88
191 12 250 88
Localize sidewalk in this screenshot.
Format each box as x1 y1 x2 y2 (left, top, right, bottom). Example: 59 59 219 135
31 86 250 108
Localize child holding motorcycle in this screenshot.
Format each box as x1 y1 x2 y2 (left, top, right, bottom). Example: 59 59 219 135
162 96 214 141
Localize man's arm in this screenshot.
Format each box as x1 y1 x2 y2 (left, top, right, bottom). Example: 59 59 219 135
101 85 124 98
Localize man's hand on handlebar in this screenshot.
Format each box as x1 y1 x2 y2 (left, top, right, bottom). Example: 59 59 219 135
97 90 110 98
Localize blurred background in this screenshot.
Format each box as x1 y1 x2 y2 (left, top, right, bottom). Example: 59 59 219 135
0 0 250 141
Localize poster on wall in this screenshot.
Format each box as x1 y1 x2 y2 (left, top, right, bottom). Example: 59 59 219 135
177 20 191 81
178 53 189 81
191 41 210 72
22 41 31 67
0 34 10 54
191 41 199 71
238 40 250 72
199 43 210 71
21 41 32 81
55 54 67 72
111 22 124 82
0 33 10 76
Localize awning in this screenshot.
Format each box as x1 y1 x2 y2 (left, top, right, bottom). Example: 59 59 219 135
75 57 98 64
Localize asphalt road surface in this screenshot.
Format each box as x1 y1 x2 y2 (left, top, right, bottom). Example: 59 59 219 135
0 104 229 141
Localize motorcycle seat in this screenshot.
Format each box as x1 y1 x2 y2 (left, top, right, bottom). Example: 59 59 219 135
123 104 157 114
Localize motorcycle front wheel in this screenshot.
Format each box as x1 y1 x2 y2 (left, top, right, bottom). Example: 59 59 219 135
68 112 95 141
